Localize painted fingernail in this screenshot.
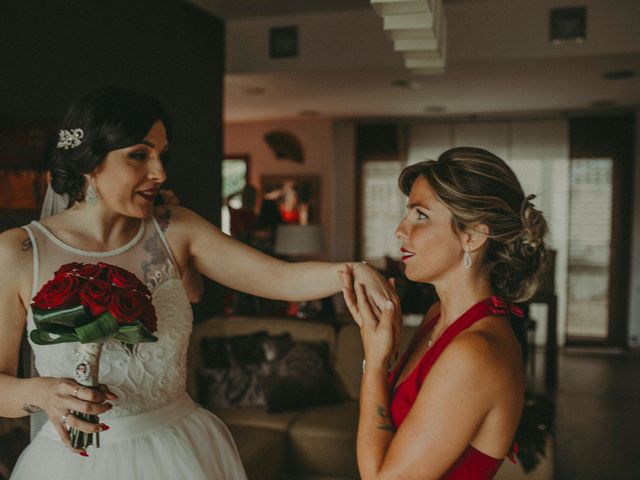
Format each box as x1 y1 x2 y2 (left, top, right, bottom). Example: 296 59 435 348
98 423 110 431
79 451 89 457
106 403 113 409
385 301 394 310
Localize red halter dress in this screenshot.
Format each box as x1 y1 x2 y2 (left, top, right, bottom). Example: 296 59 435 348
388 296 521 479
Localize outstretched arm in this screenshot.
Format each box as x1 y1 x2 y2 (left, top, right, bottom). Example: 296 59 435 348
161 205 396 307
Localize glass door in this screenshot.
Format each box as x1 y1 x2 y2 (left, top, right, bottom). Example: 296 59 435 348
566 158 613 340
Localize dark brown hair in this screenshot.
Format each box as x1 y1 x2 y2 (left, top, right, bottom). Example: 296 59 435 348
51 86 172 206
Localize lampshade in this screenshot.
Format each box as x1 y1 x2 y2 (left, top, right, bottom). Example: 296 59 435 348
274 224 325 256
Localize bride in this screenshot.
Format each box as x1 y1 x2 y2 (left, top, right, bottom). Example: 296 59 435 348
0 86 397 479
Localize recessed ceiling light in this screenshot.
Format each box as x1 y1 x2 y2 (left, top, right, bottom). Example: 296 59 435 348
393 79 423 89
424 106 446 113
243 86 265 95
298 110 320 117
590 99 617 108
603 69 636 80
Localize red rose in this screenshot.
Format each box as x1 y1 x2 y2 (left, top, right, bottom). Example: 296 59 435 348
138 301 158 333
32 274 81 310
54 262 84 277
79 263 108 280
108 289 146 324
79 279 112 317
106 265 148 294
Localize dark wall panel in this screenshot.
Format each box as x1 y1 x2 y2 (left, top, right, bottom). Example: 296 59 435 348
0 0 224 225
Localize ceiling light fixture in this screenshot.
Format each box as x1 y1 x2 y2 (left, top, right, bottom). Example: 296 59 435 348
370 0 447 75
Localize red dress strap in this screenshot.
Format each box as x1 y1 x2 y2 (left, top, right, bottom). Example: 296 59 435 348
387 296 523 479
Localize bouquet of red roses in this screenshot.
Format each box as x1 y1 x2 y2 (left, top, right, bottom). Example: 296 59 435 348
30 262 158 450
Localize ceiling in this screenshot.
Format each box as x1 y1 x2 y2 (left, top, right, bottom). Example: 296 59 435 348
188 0 640 122
188 0 371 19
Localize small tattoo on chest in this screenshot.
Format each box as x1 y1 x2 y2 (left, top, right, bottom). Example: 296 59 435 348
21 238 32 251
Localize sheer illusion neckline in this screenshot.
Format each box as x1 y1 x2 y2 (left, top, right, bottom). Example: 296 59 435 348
31 219 145 257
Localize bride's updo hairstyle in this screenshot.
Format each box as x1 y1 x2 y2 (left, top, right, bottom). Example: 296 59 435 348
398 147 548 302
51 86 172 206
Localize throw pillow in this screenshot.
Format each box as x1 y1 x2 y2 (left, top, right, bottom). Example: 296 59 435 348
258 340 344 413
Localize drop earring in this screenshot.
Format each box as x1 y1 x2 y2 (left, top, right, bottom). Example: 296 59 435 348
463 247 472 270
86 181 99 206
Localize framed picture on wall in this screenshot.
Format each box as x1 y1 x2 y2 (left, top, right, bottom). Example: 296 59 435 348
261 174 321 225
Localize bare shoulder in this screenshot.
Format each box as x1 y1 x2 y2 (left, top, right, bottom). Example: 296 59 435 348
0 227 34 267
0 227 33 302
435 317 521 388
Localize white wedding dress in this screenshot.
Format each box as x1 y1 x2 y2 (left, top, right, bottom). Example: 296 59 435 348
11 217 247 479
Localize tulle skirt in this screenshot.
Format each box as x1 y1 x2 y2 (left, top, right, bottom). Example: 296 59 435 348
10 394 247 480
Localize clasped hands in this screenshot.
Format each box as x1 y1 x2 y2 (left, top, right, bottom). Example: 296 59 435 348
338 264 402 372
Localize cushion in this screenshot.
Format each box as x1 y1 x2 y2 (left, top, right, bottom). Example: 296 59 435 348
198 330 344 413
198 331 274 409
259 340 344 413
187 316 337 398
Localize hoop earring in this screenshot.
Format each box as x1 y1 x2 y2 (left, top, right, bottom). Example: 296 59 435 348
86 183 99 206
463 248 472 270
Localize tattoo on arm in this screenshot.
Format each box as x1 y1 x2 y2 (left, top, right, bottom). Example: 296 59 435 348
21 238 32 251
156 206 172 232
22 403 41 415
376 405 396 432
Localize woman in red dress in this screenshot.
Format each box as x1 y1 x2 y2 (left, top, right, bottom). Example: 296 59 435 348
340 147 548 479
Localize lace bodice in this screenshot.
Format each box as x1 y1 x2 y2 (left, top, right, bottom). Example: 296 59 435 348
22 217 193 417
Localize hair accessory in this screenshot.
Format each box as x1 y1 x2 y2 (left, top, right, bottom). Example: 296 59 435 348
57 128 84 149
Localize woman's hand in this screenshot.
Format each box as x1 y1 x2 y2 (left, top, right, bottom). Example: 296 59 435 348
38 377 117 455
340 266 402 366
349 262 397 314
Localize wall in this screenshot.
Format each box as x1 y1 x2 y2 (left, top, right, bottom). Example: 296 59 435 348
224 119 336 258
0 0 225 225
1 0 225 316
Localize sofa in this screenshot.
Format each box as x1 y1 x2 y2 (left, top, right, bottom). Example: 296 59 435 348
187 316 553 480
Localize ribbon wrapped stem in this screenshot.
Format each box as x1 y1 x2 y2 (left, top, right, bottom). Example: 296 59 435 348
69 342 103 449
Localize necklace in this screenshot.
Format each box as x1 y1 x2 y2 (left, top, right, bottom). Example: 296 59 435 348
425 324 442 349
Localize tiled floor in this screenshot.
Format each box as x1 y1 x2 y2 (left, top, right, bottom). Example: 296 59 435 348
547 349 640 480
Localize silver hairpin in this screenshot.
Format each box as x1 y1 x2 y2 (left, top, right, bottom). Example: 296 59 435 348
57 128 84 149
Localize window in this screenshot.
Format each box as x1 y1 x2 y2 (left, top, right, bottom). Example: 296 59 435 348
221 155 249 235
